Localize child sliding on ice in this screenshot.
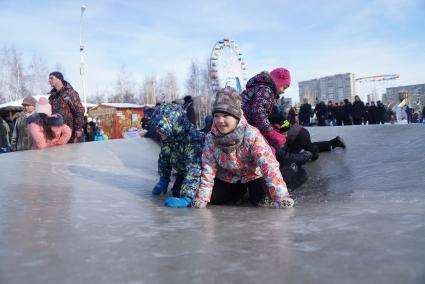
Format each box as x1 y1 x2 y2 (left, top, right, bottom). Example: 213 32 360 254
193 87 294 209
149 103 204 208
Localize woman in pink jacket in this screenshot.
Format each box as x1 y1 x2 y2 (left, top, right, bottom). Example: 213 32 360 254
28 97 71 150
193 87 294 209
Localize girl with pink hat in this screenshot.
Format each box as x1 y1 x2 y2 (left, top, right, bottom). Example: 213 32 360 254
28 97 71 149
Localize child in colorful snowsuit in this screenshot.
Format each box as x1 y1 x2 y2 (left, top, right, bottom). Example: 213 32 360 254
241 68 345 166
193 87 294 209
149 103 204 208
28 97 71 150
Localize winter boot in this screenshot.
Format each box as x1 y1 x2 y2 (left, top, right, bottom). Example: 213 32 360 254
330 136 346 149
276 148 312 166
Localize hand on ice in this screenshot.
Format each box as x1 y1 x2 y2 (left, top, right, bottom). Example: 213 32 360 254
152 177 169 195
138 130 148 137
192 199 208 209
164 196 192 208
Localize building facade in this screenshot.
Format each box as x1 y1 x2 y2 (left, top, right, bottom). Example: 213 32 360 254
383 83 425 109
299 73 356 104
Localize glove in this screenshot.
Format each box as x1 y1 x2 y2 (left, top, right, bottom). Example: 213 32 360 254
264 130 286 148
192 199 208 209
152 177 169 195
164 196 192 208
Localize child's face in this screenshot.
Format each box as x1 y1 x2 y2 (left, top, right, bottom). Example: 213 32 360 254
213 112 238 134
158 132 168 140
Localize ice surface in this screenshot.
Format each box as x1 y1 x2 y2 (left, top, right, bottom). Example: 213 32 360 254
1 124 424 284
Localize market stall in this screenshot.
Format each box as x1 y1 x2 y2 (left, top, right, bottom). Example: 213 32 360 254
88 103 150 140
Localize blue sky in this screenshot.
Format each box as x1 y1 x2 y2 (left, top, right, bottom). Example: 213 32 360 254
1 0 424 102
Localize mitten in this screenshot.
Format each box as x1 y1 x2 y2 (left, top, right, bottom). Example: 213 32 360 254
152 177 169 195
164 196 192 208
264 129 286 148
192 199 208 209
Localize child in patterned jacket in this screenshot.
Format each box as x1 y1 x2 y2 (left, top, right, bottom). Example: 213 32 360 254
149 103 205 208
193 87 294 209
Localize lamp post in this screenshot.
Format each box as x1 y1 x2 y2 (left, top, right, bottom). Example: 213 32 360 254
79 5 87 113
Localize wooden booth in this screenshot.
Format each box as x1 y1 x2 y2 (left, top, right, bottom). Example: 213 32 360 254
88 103 148 140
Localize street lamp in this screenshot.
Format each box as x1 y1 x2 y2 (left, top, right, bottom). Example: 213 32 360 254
79 5 87 113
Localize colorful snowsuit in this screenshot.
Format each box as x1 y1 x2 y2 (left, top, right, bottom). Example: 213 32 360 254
150 103 204 199
241 72 279 136
195 115 289 204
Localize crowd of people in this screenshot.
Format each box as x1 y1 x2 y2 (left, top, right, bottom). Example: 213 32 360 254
144 67 347 210
0 72 103 154
298 96 389 126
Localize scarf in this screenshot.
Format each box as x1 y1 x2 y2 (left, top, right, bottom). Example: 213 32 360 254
213 122 246 153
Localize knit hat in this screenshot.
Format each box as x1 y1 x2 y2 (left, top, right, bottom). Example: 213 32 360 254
184 95 192 103
49 71 64 82
270 68 291 89
36 97 52 116
22 96 37 106
212 87 241 120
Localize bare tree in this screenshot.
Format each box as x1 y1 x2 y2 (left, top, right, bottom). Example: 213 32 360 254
158 72 179 103
185 59 202 98
110 66 136 103
26 54 49 96
52 62 66 75
0 46 26 101
88 89 108 104
140 75 158 105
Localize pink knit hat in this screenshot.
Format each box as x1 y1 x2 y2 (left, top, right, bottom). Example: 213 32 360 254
36 97 52 116
270 68 291 89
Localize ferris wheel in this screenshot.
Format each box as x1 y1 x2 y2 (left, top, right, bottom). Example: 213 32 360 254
209 38 248 93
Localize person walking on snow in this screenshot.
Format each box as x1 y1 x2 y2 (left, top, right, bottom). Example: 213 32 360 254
149 103 205 208
193 87 294 209
28 97 71 150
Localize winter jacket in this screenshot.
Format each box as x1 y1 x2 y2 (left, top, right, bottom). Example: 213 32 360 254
0 119 9 148
28 114 72 149
48 81 85 132
353 100 365 120
241 72 278 135
195 115 289 204
299 103 312 126
11 111 34 151
182 99 196 126
150 103 205 199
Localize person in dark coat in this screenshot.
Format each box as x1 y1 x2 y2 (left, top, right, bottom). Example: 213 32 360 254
299 99 312 126
182 95 196 126
48 72 85 143
376 101 386 124
335 102 344 126
368 101 377 124
84 117 97 142
327 101 336 126
200 115 213 133
0 117 11 153
343 99 353 125
352 95 365 125
364 102 370 125
314 101 327 126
